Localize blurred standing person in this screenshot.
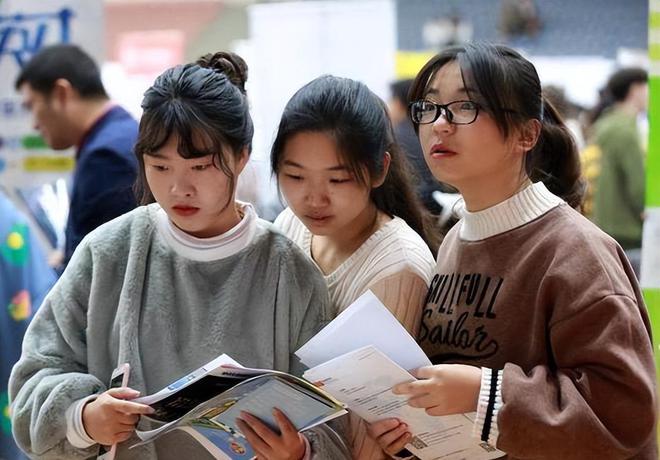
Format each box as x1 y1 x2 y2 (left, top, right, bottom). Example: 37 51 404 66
592 68 648 257
389 79 445 216
0 192 56 460
16 44 138 270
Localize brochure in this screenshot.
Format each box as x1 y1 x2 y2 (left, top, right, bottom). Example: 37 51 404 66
296 291 505 460
131 354 346 459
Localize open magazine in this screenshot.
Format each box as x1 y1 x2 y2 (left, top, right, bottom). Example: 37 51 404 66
130 354 346 459
296 290 504 460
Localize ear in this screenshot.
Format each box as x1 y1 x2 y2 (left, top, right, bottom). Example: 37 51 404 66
50 78 74 108
372 151 391 188
517 119 541 153
235 146 250 175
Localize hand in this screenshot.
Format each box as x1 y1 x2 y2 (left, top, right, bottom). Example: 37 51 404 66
236 408 306 460
366 418 412 457
82 387 154 446
393 364 481 416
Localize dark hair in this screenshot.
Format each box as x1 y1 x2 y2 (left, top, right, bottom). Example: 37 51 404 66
410 42 584 208
390 79 414 106
606 67 648 103
134 51 253 206
15 44 107 98
271 75 440 254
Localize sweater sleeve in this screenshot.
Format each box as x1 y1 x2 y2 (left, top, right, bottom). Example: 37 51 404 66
8 240 105 459
495 294 656 459
350 271 429 460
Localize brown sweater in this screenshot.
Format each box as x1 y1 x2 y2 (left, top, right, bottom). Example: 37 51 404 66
419 193 657 459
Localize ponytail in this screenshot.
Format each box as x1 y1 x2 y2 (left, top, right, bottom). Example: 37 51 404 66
527 97 585 209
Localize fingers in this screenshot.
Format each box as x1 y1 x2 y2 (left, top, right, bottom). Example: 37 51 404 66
386 431 413 456
372 421 412 456
273 408 298 440
106 387 140 399
113 399 155 415
407 393 438 410
236 416 272 458
392 380 433 397
367 418 400 438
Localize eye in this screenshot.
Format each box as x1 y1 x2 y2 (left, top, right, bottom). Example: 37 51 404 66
283 173 303 181
458 101 477 110
192 163 213 171
329 178 351 184
151 164 168 172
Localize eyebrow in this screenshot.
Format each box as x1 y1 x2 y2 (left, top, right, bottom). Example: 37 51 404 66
144 151 169 159
425 86 475 98
282 159 348 172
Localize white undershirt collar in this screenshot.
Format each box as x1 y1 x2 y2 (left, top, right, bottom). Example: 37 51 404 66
457 182 563 241
154 201 257 261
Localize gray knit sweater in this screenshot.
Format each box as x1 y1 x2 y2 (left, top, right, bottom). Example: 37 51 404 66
9 204 348 459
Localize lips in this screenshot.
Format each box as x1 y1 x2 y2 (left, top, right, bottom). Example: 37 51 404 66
305 214 332 224
430 143 457 157
172 205 200 216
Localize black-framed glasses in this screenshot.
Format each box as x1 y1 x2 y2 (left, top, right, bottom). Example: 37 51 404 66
409 100 481 125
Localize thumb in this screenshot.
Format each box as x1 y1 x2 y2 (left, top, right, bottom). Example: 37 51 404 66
106 387 141 399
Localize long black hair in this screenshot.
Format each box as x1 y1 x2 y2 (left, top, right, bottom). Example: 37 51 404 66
410 42 585 208
134 51 253 208
271 75 440 254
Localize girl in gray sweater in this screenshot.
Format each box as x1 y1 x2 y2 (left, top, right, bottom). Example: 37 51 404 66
9 52 349 460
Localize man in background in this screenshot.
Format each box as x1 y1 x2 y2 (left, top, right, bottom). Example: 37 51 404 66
592 68 648 255
16 44 138 269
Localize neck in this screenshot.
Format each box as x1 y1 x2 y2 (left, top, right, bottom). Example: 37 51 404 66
72 98 112 146
460 173 532 212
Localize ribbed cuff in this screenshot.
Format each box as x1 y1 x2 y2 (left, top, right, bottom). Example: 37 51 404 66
472 367 502 446
65 395 98 448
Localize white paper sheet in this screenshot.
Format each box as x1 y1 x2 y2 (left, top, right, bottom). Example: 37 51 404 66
295 290 431 371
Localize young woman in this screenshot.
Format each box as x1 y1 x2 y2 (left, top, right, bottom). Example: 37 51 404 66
272 75 438 459
9 53 349 460
368 43 657 459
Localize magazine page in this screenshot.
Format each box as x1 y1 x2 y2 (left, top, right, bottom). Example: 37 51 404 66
303 345 503 460
180 374 345 435
295 290 431 371
133 371 346 455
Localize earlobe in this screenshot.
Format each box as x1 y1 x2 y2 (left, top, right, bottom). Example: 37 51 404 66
519 119 541 152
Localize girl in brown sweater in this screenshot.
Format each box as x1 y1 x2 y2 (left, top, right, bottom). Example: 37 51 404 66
368 42 657 460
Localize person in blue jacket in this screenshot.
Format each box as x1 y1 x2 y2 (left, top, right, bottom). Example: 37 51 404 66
0 192 56 460
16 44 138 269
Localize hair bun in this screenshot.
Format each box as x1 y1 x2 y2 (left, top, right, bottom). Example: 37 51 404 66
197 51 248 94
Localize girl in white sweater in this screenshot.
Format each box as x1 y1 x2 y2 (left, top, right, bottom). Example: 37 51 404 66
272 75 438 460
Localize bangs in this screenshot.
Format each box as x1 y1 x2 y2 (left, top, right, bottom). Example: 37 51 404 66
136 103 229 160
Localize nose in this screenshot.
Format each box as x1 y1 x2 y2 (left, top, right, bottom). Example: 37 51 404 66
432 109 454 134
170 173 195 197
304 181 330 207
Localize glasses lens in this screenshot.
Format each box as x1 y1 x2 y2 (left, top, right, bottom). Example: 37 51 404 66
447 101 478 124
411 101 437 124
